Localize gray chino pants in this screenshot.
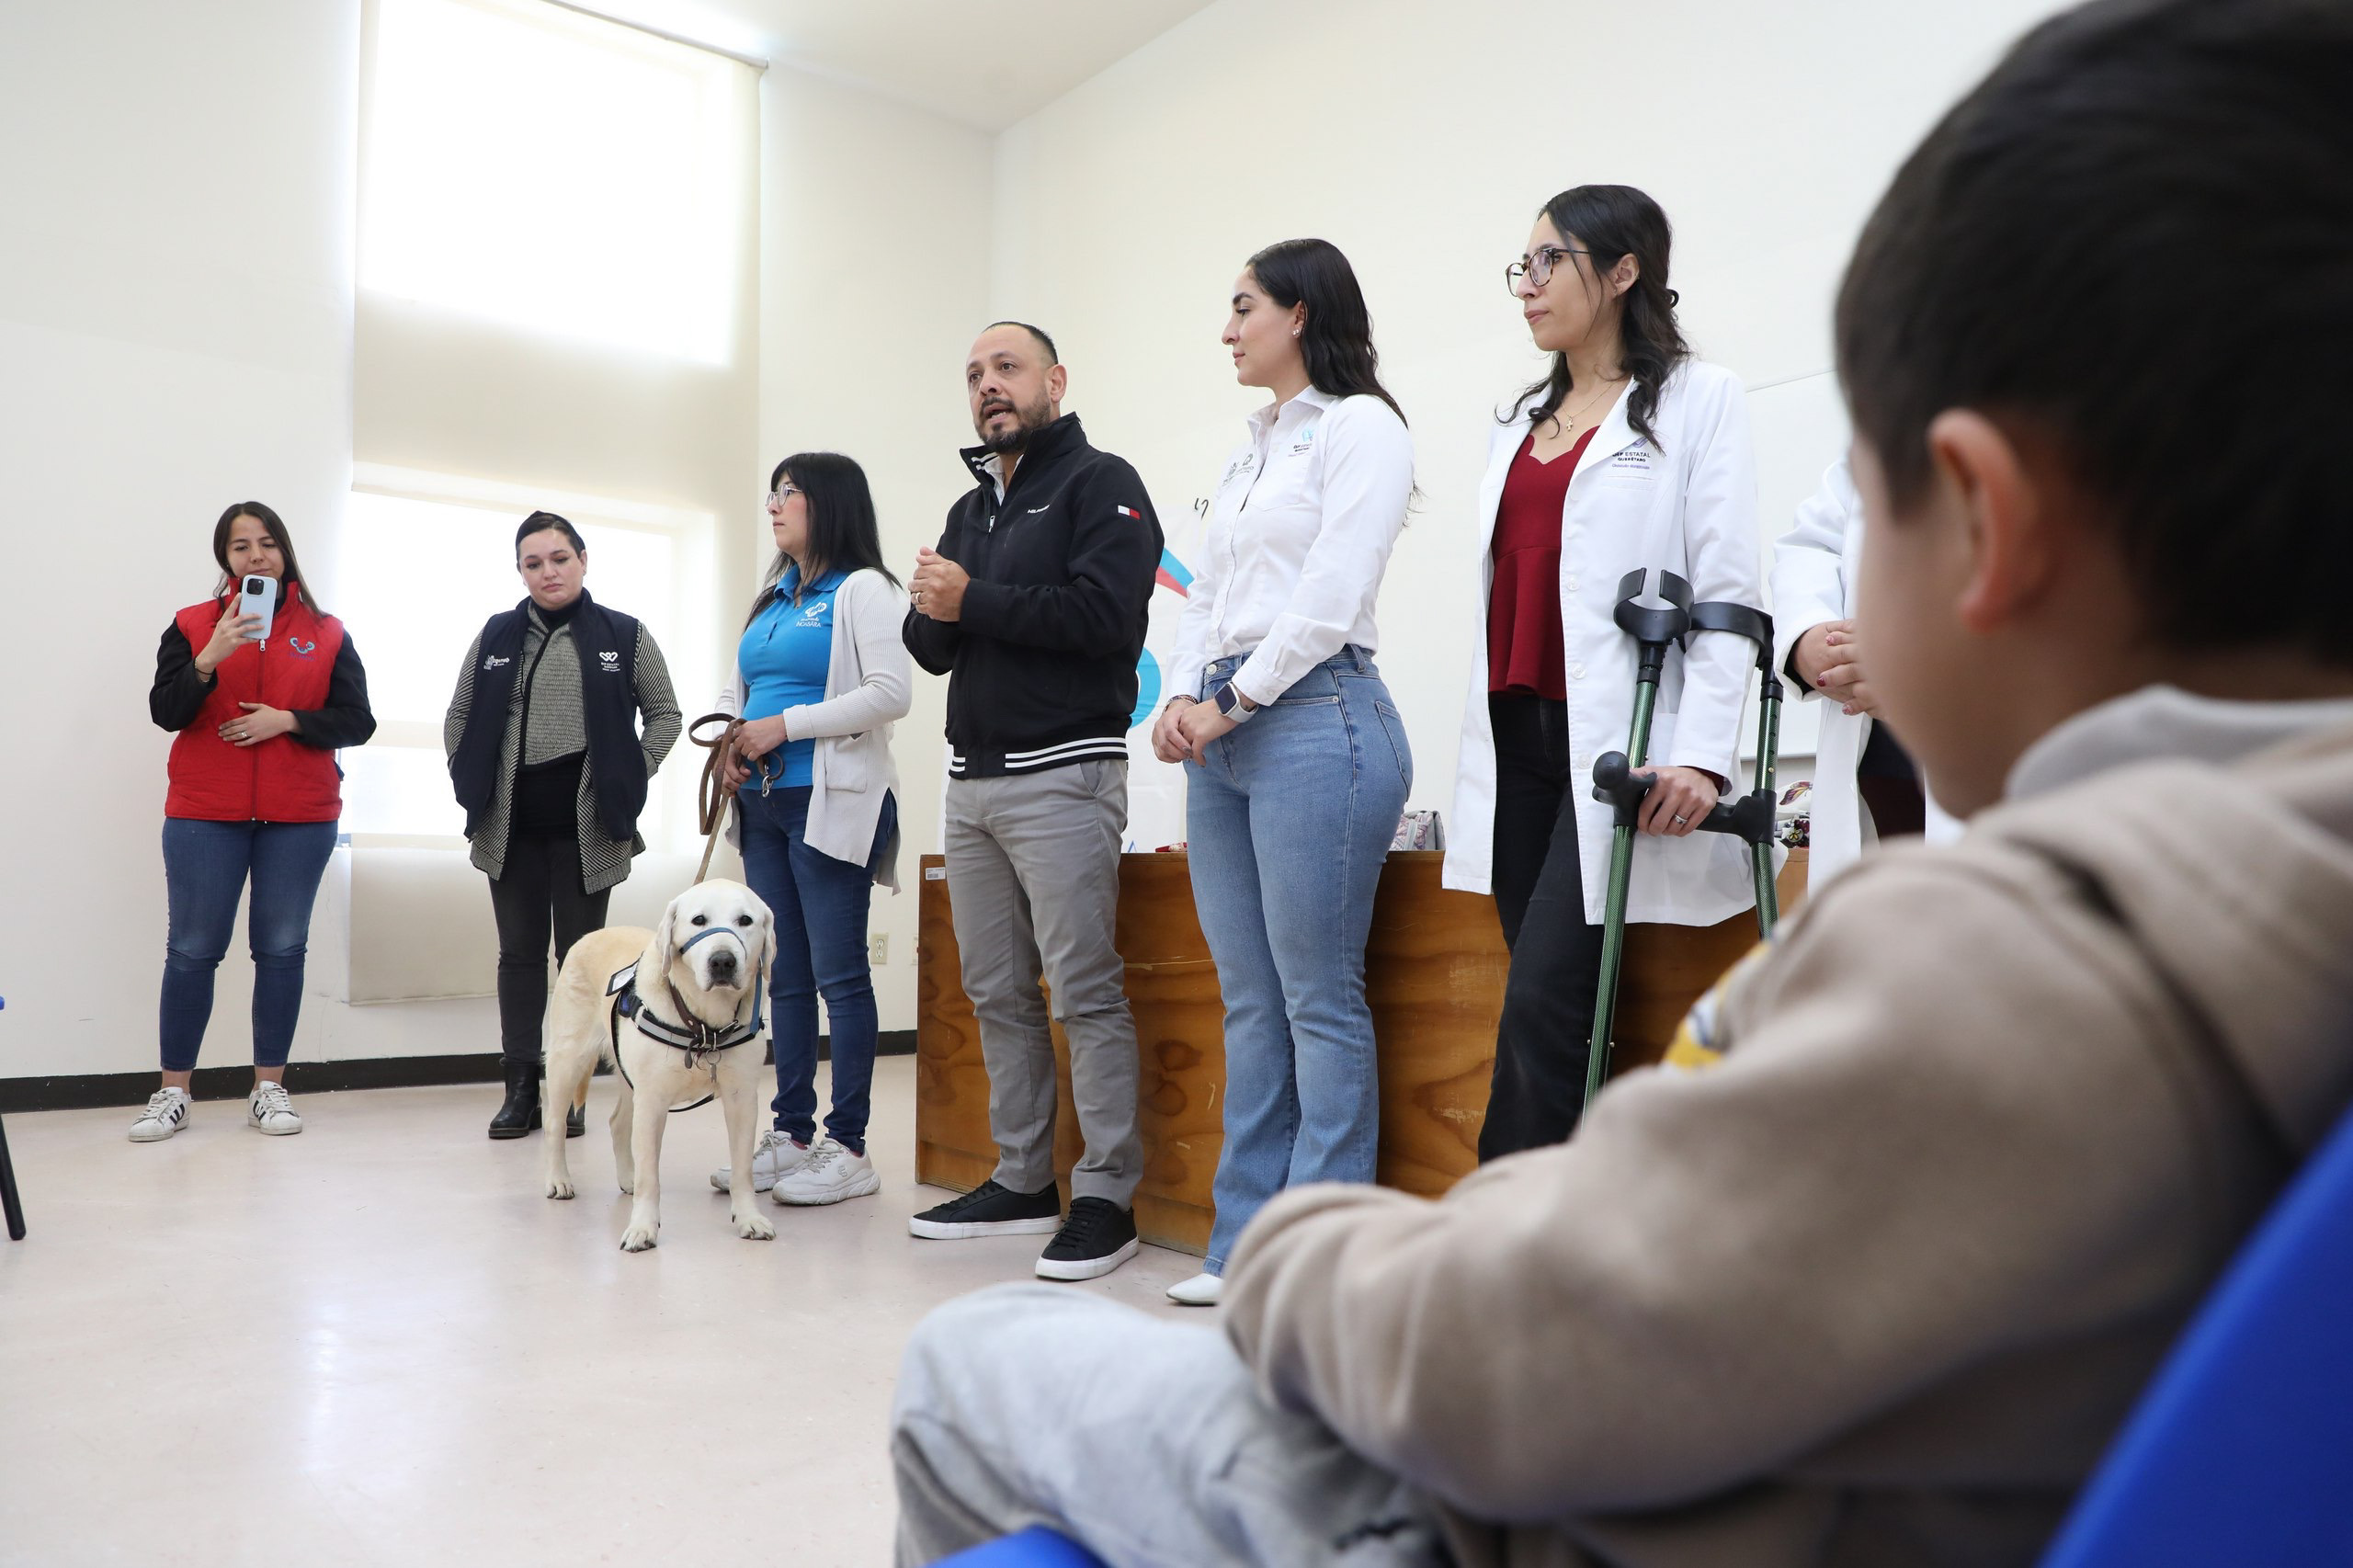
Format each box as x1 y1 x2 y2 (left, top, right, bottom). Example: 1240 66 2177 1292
944 760 1143 1206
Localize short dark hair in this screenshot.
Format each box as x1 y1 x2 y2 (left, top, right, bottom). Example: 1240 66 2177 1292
516 509 586 557
984 320 1058 366
212 501 322 615
1836 0 2353 666
748 451 901 624
1245 238 1405 426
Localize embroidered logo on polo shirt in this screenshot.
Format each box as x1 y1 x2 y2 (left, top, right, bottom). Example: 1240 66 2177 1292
1289 425 1316 457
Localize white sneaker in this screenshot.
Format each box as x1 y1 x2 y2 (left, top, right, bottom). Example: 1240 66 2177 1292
247 1082 302 1135
769 1138 881 1206
711 1129 809 1194
130 1087 192 1142
1166 1272 1223 1307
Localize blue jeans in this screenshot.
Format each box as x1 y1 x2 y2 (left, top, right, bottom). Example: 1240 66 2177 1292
1188 648 1412 1273
737 786 894 1153
159 817 340 1072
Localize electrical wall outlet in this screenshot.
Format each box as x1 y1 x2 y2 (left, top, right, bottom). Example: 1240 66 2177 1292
870 933 889 966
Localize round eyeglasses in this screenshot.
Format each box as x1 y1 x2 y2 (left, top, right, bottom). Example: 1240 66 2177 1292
1505 244 1593 294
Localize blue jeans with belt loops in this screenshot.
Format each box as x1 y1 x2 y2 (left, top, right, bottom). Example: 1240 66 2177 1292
1188 646 1413 1275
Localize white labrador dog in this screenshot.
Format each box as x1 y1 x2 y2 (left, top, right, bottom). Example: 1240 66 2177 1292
542 879 777 1251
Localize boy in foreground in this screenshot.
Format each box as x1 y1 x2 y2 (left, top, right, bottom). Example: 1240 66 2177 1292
890 1 2353 1562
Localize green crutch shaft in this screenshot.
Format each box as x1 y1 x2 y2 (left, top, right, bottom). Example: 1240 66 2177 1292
1584 675 1661 1109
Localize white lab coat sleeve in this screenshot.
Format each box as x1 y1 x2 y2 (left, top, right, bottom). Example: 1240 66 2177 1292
1664 372 1763 785
1232 400 1415 706
1768 458 1856 694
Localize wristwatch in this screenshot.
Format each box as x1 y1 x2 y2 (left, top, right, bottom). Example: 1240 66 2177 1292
1212 683 1259 722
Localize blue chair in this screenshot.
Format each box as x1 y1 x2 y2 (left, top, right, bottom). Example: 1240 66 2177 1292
931 1526 1108 1567
2040 1099 2353 1566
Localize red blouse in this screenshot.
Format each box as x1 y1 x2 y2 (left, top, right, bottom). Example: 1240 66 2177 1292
1487 427 1595 699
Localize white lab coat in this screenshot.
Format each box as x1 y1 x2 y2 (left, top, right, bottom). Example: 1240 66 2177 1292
1769 457 1961 890
1444 360 1767 927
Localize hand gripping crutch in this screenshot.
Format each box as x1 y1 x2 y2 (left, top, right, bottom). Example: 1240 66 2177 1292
1580 572 1783 1112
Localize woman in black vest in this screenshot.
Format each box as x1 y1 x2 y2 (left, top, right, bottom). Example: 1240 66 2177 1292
445 512 683 1138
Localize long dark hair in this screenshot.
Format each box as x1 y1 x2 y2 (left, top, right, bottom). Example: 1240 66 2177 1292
1506 185 1690 449
211 501 322 615
746 451 899 626
1245 238 1406 425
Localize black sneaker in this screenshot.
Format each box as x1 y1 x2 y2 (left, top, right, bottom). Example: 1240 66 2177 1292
1035 1196 1139 1281
908 1180 1063 1240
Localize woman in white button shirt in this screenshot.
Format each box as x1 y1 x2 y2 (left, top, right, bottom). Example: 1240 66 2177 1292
1445 185 1764 1157
1151 238 1416 1306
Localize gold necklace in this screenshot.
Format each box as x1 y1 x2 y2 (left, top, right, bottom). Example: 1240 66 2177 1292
1546 376 1622 444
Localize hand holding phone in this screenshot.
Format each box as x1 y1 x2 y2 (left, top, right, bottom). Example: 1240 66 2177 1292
195 600 267 676
237 574 279 647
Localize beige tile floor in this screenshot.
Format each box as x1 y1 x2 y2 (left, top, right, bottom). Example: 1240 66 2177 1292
0 1058 1201 1567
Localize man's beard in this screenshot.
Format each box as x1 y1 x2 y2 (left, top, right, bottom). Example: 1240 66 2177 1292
975 392 1053 455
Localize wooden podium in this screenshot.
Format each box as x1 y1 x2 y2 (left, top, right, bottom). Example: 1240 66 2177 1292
914 848 1805 1255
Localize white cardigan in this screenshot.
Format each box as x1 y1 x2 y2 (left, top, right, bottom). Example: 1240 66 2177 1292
1444 360 1768 927
719 567 913 891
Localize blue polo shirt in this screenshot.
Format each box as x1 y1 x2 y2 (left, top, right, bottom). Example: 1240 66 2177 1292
738 566 846 789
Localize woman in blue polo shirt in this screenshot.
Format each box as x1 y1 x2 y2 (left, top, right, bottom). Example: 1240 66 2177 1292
709 452 912 1209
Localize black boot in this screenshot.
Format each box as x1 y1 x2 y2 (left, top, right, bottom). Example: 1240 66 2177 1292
488 1060 542 1140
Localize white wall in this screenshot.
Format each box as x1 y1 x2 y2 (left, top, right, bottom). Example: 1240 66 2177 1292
0 2 364 1079
0 5 990 1080
756 67 996 1030
2 0 2072 1084
991 0 2067 812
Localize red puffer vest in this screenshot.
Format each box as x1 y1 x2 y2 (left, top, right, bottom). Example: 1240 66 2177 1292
165 590 348 823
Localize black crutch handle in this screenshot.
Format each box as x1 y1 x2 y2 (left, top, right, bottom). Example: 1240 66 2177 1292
1591 752 1779 845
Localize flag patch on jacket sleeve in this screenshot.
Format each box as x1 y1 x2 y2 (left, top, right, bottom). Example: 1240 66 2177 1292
1116 505 1142 519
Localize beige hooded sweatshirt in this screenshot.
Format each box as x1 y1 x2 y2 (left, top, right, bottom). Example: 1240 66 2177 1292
1224 693 2353 1568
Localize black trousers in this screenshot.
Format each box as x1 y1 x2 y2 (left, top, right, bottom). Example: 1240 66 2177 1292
486 832 611 1064
1478 695 1608 1161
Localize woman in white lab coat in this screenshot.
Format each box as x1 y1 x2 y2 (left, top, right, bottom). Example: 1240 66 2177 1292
1444 184 1764 1157
1771 456 1959 888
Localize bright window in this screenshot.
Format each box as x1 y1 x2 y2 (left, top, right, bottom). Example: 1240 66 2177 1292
335 469 717 846
361 0 746 363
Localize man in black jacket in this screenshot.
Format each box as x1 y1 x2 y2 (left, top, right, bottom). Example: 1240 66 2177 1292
903 321 1164 1281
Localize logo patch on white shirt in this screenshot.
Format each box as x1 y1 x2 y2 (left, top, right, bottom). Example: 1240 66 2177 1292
1607 443 1655 475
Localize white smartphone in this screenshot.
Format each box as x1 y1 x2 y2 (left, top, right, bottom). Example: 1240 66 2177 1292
237 574 278 646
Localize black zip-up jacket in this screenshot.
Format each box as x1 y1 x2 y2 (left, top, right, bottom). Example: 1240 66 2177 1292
904 414 1164 778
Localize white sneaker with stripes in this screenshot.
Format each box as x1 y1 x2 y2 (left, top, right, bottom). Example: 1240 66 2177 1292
247 1082 302 1135
129 1088 192 1142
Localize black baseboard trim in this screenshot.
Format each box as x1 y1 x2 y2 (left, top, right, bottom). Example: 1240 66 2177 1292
0 1030 917 1114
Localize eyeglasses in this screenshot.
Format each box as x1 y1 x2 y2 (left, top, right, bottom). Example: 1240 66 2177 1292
764 484 802 508
1505 244 1593 294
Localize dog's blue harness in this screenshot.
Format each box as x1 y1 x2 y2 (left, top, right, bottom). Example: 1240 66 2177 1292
605 926 766 1113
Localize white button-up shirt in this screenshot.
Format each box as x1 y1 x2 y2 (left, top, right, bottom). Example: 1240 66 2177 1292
1167 386 1415 707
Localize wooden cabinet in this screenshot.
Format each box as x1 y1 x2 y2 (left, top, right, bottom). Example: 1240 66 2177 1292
915 848 1806 1255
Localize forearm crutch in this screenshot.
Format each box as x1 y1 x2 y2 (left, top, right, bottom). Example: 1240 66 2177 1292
1581 575 1783 1112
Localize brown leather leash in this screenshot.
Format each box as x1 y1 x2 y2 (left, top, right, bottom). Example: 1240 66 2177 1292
686 712 745 885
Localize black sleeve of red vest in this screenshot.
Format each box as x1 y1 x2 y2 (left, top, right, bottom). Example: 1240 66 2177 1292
292 635 379 751
150 620 215 733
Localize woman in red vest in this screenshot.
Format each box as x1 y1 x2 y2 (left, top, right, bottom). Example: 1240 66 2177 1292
135 503 376 1142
